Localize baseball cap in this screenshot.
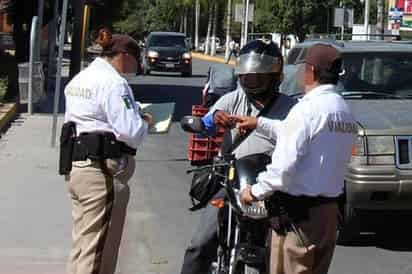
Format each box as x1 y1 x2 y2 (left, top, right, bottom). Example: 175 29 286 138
96 29 140 59
304 43 342 73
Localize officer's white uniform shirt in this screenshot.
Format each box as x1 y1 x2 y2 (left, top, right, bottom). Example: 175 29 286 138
64 57 148 149
251 84 357 200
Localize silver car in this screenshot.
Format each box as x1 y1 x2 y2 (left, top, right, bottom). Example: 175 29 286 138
281 40 412 243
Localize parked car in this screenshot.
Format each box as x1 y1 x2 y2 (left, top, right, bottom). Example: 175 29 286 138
281 39 412 243
142 32 192 77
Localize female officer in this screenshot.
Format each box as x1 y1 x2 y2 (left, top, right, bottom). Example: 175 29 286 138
64 29 151 274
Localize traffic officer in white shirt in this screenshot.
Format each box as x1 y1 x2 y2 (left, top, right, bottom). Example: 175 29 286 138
62 29 152 274
236 43 357 274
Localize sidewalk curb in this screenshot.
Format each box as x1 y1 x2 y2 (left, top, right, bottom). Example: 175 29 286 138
0 103 18 133
191 52 236 66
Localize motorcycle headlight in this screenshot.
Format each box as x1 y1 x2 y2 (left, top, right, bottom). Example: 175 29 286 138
147 50 159 58
241 201 268 219
367 136 395 155
182 52 192 59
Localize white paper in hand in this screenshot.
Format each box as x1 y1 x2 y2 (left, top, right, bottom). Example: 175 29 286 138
139 102 176 134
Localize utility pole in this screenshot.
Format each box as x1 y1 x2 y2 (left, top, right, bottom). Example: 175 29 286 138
364 0 370 40
69 0 85 80
377 0 385 40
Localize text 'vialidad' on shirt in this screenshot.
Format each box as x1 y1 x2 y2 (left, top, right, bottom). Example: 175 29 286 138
251 84 357 200
64 57 148 149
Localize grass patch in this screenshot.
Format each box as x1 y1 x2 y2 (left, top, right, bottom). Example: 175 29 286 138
0 78 7 103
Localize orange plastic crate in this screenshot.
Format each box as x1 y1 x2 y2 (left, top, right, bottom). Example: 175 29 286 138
187 105 225 163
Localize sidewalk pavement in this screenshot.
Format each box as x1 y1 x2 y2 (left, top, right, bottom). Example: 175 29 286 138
191 52 235 66
0 114 70 274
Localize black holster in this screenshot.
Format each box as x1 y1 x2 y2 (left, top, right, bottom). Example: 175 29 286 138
59 122 77 175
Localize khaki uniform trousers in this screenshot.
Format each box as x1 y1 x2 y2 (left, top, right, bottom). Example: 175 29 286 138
66 155 135 274
270 203 339 274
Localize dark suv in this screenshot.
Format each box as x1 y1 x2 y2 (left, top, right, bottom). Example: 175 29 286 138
282 40 412 243
142 32 192 77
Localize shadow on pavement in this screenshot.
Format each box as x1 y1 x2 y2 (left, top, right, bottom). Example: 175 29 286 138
132 84 202 121
339 211 412 252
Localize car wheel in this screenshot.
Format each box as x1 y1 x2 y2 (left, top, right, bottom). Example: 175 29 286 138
337 199 361 245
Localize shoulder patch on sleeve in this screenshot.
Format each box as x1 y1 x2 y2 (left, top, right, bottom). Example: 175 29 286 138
121 94 133 109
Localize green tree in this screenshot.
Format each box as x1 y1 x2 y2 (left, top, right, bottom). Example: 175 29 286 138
254 0 361 42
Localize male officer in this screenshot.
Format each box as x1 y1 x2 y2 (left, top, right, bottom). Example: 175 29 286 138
237 43 357 274
181 40 297 274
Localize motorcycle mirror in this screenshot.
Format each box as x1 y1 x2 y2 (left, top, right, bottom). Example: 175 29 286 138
180 116 205 133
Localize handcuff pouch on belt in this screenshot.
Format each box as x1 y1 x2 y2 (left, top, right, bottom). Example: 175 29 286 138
265 191 338 234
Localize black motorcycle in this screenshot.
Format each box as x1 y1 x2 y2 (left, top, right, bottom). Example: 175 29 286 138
181 116 272 274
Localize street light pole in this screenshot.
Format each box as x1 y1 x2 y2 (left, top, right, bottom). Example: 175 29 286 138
51 0 69 147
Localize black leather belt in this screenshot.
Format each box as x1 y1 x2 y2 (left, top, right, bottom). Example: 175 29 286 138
72 132 136 161
266 191 339 222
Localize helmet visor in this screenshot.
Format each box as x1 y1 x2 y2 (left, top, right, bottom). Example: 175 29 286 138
235 52 282 75
239 73 282 95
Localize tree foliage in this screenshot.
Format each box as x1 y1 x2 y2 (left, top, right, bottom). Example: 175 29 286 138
254 0 364 41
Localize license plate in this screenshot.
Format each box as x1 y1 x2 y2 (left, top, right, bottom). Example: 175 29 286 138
166 63 175 68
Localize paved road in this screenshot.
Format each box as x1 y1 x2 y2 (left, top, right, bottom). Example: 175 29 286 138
1 58 412 274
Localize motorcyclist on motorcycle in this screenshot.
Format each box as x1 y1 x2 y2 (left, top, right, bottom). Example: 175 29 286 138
180 39 297 274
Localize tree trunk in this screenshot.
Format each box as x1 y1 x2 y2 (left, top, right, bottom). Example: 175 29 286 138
184 8 188 35
224 0 232 60
204 1 213 55
179 15 184 33
240 0 246 47
376 0 385 40
210 0 218 56
195 0 200 50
